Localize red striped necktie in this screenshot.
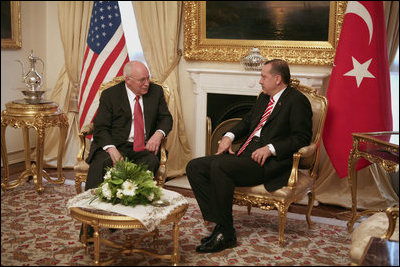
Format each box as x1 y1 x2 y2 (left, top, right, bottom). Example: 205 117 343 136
236 97 275 156
133 96 145 151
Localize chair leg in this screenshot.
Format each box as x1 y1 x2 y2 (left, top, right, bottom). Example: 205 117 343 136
75 174 85 194
306 191 315 229
277 205 289 247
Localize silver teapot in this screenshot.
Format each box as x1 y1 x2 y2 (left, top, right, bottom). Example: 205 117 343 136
16 50 44 91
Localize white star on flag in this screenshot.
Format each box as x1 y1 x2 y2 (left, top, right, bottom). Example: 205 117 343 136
343 57 375 88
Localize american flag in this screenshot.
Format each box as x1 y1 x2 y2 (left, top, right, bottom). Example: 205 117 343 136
78 1 129 129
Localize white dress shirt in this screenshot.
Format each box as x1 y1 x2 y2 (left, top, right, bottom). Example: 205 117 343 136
102 85 165 151
225 87 286 156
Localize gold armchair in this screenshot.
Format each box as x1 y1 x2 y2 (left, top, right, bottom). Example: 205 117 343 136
350 205 399 265
73 76 170 193
209 79 328 247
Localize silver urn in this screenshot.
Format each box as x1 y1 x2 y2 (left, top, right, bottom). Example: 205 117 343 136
240 47 266 71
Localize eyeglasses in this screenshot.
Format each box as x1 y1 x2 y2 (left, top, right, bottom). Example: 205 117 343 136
128 76 150 85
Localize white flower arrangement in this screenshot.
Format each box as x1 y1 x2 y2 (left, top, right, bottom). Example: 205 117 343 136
91 159 162 207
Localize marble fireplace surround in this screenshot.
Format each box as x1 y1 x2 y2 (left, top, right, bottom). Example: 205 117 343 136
188 68 330 158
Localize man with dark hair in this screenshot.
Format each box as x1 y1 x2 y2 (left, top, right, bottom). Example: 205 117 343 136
186 59 313 253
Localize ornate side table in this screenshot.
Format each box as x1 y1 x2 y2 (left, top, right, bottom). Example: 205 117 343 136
347 131 399 232
1 101 69 193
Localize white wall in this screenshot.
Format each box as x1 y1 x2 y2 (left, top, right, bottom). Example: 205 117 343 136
1 1 64 165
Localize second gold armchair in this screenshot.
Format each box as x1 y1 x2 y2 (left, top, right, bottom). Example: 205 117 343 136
208 79 328 247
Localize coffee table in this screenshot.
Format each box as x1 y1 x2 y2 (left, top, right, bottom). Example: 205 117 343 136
70 203 188 266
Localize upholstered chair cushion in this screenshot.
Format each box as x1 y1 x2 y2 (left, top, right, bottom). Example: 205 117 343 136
350 212 399 265
236 170 313 199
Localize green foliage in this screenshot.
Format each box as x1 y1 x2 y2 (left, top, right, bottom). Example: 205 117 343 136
91 158 162 207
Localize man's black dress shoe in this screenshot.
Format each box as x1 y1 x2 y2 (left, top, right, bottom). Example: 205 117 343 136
201 224 237 244
201 224 221 244
196 232 237 253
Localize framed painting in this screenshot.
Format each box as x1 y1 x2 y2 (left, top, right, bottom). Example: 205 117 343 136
1 1 21 49
184 1 347 65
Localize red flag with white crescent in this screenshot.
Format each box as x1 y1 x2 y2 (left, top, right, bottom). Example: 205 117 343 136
322 1 392 178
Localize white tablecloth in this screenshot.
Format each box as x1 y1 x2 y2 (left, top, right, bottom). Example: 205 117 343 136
66 188 188 231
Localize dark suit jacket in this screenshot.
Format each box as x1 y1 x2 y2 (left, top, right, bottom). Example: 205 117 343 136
230 86 312 191
86 81 173 163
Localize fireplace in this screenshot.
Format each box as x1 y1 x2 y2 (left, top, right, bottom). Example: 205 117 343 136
207 93 256 132
188 68 329 158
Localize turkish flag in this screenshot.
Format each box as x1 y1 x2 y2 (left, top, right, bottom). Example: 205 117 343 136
322 1 393 178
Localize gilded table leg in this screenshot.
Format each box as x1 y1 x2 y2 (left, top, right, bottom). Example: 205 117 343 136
34 127 45 194
347 151 360 233
43 115 67 185
81 223 89 253
22 127 32 173
171 221 180 266
1 124 26 190
1 124 10 191
16 127 34 185
93 225 101 266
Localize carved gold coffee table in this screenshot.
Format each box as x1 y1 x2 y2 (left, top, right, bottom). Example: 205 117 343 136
70 204 188 266
1 101 69 193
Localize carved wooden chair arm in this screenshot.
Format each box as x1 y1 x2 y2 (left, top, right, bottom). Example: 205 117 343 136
383 205 399 239
81 123 94 135
77 123 94 161
287 143 317 187
298 143 317 158
155 137 168 187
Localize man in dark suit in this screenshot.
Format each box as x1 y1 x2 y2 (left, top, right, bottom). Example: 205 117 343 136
84 60 173 190
186 59 313 253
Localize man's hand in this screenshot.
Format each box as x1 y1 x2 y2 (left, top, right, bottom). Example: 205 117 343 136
216 136 235 155
146 131 163 155
106 147 123 165
251 145 272 166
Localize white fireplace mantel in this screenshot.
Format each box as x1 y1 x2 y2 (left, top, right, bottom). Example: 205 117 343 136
187 68 330 158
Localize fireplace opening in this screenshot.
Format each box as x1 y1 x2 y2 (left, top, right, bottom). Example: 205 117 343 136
207 93 257 133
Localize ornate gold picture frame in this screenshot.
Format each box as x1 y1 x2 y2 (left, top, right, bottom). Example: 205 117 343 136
184 1 347 65
1 1 22 49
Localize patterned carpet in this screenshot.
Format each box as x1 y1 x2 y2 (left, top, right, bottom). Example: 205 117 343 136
1 181 352 266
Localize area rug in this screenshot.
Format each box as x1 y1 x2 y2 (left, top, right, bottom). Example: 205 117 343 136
1 181 352 266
